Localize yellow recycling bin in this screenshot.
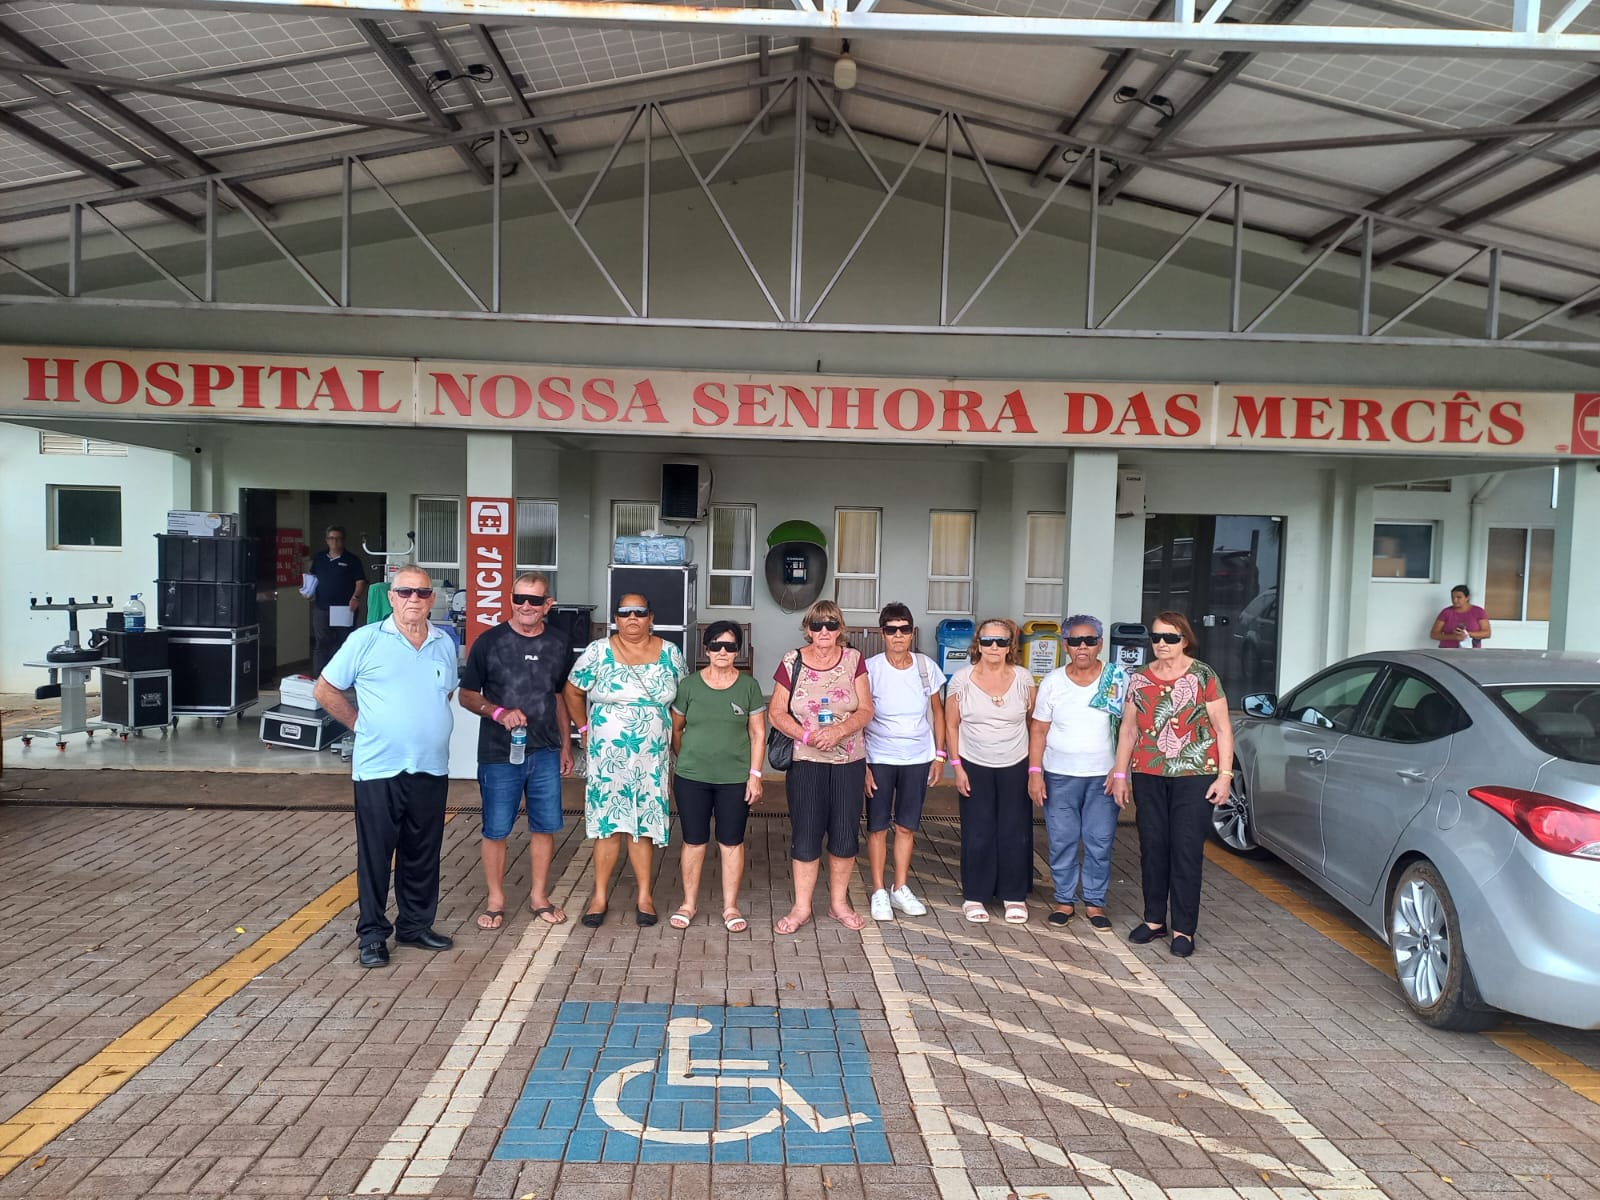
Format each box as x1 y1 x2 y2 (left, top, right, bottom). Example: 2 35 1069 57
1021 619 1061 684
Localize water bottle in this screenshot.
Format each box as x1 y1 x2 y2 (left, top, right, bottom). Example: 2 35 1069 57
509 726 527 764
123 593 146 634
817 696 833 726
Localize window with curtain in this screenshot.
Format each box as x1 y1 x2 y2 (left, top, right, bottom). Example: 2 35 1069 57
834 508 881 612
928 510 975 614
612 501 658 540
49 485 121 549
516 499 558 590
709 504 755 608
1024 512 1065 617
1486 526 1554 621
415 497 460 569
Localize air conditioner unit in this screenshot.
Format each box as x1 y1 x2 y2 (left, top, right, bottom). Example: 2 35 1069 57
1115 468 1146 518
660 460 712 523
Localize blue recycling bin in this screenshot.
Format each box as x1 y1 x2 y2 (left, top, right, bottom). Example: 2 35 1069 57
936 618 975 680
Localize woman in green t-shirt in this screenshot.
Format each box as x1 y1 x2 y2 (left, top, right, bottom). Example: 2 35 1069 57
668 621 768 933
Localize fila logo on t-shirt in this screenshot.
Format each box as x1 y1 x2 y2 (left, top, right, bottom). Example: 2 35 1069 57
524 654 540 662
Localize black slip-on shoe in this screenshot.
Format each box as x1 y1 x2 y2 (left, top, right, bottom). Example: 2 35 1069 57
1170 934 1195 958
395 929 453 951
359 943 390 968
1127 923 1169 944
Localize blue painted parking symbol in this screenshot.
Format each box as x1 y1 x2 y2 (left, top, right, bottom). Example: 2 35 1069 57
494 1003 891 1164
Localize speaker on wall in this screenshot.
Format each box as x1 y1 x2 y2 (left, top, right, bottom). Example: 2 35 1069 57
660 461 712 522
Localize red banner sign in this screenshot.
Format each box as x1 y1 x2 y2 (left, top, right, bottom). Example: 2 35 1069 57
274 529 303 588
464 497 514 652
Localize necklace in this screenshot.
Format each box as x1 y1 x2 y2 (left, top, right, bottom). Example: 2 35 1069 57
973 667 1010 706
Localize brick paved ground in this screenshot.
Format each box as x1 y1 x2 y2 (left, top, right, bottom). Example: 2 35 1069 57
0 788 1596 1200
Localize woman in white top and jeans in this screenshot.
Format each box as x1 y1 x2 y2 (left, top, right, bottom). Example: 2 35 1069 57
946 617 1037 924
1028 616 1126 931
863 601 946 922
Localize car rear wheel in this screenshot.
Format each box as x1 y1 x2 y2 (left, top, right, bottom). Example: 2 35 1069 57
1210 762 1263 856
1388 861 1499 1032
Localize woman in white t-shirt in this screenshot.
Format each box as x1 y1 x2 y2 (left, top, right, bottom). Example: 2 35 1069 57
863 602 946 923
946 618 1037 924
1028 616 1126 931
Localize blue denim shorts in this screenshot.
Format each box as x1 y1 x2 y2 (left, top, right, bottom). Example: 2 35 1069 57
478 749 563 839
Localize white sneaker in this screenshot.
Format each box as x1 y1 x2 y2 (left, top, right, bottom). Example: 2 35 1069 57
889 885 927 917
869 889 893 921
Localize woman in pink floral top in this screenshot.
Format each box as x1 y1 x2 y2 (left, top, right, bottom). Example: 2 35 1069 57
1109 611 1235 959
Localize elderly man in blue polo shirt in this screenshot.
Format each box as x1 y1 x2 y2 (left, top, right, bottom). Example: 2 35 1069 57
315 565 459 969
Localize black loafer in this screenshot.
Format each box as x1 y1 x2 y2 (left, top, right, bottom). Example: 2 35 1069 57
1170 934 1195 958
636 909 659 928
1088 914 1114 932
1047 908 1073 926
359 943 389 968
1127 923 1169 944
395 928 453 951
581 908 608 928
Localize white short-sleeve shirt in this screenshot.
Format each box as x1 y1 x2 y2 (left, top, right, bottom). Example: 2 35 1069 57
865 652 942 764
1032 667 1115 776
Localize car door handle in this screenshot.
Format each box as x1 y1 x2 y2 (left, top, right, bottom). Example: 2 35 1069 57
1307 747 1328 763
1396 769 1428 782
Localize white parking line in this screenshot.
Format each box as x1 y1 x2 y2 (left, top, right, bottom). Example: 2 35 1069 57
356 845 589 1196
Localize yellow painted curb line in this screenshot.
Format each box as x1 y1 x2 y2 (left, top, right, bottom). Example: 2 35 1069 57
1204 842 1600 1105
0 872 359 1178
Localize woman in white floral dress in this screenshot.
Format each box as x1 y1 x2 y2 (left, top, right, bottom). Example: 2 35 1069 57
564 593 688 928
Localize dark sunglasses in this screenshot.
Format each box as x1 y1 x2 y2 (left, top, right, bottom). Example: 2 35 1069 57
808 619 842 632
881 623 913 635
978 636 1011 648
705 640 740 653
1151 632 1185 645
511 593 550 606
1063 635 1101 647
616 605 651 617
391 586 434 599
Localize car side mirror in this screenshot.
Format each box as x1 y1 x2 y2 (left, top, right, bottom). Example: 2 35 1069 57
1242 693 1278 718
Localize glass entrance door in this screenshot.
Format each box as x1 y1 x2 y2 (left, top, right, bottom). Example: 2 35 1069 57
1142 514 1283 698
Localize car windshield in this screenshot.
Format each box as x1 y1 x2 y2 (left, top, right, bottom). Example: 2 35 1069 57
1485 684 1600 765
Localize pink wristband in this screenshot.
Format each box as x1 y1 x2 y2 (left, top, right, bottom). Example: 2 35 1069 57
1027 766 1043 774
948 757 961 767
934 750 948 760
802 730 812 745
577 724 589 734
1112 771 1128 779
492 706 505 722
750 769 762 777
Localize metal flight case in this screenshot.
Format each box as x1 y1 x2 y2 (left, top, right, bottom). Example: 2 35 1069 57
166 624 259 726
260 704 347 751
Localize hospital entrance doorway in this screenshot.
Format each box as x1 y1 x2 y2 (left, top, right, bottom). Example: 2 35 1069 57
1141 514 1282 698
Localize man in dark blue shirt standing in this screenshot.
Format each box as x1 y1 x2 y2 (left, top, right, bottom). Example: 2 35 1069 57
308 525 367 674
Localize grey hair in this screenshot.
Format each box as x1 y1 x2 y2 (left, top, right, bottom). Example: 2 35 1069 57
1062 613 1103 639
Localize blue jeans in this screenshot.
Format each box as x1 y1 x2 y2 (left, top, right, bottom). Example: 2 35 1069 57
478 749 563 839
1042 772 1119 906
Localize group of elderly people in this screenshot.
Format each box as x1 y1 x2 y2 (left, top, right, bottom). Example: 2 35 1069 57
550 593 1233 957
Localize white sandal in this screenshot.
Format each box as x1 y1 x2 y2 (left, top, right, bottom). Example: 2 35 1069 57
1004 902 1029 924
962 901 990 924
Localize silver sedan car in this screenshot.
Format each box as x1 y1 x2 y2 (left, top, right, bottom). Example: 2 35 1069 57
1218 650 1600 1031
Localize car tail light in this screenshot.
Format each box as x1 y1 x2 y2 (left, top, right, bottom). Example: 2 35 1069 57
1469 787 1600 859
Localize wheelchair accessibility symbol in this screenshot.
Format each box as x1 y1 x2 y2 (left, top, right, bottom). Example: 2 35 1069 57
495 1003 890 1164
592 1016 870 1144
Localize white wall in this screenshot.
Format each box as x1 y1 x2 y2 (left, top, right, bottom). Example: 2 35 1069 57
0 422 184 692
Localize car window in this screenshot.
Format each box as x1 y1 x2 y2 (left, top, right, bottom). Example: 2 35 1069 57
1280 665 1381 732
1487 685 1600 765
1364 672 1466 743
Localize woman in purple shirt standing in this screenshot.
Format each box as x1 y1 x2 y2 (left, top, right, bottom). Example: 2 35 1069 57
1430 584 1491 649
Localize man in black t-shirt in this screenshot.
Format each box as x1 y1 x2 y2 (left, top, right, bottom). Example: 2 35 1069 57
308 526 367 674
458 572 575 929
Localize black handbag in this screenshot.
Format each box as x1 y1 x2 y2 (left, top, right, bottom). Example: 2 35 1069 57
765 649 803 771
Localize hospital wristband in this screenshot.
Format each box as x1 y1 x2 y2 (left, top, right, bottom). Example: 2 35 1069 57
1027 766 1043 774
492 706 505 722
750 769 762 777
802 730 812 745
577 724 589 734
948 757 961 767
1112 772 1128 780
934 750 948 760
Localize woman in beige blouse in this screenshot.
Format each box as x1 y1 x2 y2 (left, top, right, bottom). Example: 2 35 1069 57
946 618 1037 924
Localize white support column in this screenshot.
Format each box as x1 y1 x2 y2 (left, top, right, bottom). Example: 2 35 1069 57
1324 465 1372 663
1547 461 1600 652
1062 449 1118 625
467 431 515 500
188 434 219 511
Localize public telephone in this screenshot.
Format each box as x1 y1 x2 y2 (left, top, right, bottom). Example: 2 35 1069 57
783 552 809 585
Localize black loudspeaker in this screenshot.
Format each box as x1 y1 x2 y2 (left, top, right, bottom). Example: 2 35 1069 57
659 462 708 521
168 626 259 713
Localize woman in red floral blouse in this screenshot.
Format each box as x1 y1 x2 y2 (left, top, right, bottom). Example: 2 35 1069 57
1109 611 1235 958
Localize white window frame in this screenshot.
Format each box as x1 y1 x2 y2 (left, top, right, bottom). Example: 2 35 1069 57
708 502 756 610
1371 520 1438 583
48 484 122 550
833 507 882 614
515 498 559 575
415 496 462 574
612 500 659 541
1486 524 1554 622
927 510 975 616
1024 511 1066 618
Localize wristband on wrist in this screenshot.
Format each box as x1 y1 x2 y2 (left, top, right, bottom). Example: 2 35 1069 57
492 706 505 722
934 750 947 760
1112 771 1128 780
948 757 961 767
577 724 589 734
750 768 762 778
1027 766 1043 774
802 730 812 745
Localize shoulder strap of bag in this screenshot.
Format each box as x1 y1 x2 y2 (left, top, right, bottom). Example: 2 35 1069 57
786 650 803 721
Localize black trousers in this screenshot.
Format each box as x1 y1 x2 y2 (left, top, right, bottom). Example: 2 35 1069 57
786 760 867 862
312 605 355 675
353 771 448 947
959 759 1031 903
1132 772 1216 936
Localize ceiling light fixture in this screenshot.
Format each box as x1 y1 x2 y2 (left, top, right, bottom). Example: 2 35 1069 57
833 40 857 91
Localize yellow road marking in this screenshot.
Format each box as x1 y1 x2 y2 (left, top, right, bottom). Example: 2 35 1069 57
1204 843 1600 1105
0 872 359 1178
